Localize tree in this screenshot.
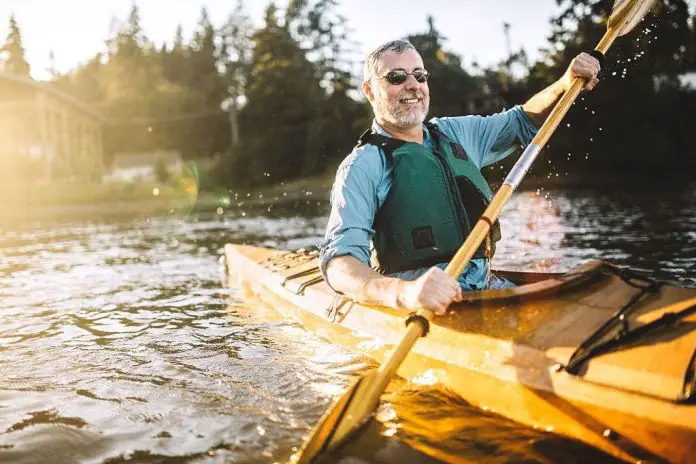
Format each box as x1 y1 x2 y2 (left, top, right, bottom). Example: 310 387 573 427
524 0 696 174
176 7 229 157
407 17 482 117
285 0 356 94
0 15 31 77
220 0 254 148
689 14 696 70
284 0 366 172
229 3 325 186
161 24 188 86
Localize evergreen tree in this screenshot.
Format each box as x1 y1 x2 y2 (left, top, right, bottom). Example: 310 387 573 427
188 6 223 103
52 53 105 103
0 15 31 77
173 7 229 157
525 0 696 173
231 3 324 185
161 24 188 85
285 0 355 94
285 0 366 172
689 14 696 70
220 0 254 148
407 16 481 117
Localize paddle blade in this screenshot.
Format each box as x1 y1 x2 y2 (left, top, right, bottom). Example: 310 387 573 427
291 369 382 463
609 0 655 36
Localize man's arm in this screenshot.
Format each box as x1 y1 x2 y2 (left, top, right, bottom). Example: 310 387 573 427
321 138 463 315
326 255 463 315
523 52 601 127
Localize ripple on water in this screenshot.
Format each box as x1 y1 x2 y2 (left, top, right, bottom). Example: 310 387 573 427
0 185 694 463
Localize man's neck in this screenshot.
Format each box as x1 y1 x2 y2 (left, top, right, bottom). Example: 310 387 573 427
377 118 423 144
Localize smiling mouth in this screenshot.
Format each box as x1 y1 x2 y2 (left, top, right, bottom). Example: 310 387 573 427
399 97 421 104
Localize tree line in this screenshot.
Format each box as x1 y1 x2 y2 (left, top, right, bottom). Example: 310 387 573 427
1 0 695 188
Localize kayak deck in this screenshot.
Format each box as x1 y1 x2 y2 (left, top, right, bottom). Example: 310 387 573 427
224 244 696 464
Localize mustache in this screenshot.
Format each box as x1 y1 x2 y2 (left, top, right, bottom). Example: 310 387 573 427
398 91 425 100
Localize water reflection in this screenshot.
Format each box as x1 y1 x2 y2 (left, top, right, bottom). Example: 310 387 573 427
0 184 693 463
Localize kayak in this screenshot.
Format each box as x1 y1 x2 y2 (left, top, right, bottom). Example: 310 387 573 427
223 244 696 464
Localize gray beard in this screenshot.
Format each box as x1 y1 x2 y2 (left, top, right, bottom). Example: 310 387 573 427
376 95 430 128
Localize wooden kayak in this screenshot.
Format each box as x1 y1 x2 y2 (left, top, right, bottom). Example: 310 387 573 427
223 244 696 464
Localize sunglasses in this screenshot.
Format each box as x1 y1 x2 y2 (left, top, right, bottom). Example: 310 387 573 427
379 69 429 85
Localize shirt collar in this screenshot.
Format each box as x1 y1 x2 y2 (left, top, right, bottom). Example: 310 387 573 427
370 119 433 147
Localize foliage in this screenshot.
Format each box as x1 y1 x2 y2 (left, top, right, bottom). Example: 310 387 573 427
406 16 483 117
3 0 696 190
524 0 696 174
0 15 31 76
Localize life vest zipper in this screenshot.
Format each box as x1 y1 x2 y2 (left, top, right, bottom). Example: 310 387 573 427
431 144 470 239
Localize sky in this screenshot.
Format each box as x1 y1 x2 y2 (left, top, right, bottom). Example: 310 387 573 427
1 0 694 82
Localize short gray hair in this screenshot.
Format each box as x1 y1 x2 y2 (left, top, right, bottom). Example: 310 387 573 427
363 39 417 82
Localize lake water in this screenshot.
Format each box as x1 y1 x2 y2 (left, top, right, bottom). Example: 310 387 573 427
1 182 694 463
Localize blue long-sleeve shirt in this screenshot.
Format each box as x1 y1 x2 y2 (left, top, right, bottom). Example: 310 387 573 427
320 105 538 291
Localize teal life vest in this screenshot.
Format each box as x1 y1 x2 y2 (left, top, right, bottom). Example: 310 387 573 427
359 122 501 274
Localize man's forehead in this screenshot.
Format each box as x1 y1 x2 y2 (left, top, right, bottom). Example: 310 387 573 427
376 49 424 72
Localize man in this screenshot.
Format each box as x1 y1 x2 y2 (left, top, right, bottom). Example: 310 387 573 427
320 39 600 316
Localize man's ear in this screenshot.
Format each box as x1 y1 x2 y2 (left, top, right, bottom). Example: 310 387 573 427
362 80 374 102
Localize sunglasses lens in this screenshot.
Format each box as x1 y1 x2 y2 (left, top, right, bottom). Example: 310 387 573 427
384 70 428 84
414 71 428 83
386 70 408 85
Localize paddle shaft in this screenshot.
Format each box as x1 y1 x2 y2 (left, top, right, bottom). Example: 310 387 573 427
445 27 622 278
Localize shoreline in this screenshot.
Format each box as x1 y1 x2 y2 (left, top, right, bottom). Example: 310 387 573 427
2 171 693 224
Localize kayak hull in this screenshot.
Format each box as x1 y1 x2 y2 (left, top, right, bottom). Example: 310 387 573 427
224 244 696 464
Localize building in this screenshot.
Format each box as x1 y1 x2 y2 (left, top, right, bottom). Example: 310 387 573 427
0 73 104 182
102 150 184 183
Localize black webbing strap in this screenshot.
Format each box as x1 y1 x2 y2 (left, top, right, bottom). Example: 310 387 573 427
566 302 696 384
405 313 430 337
425 122 470 160
565 264 666 375
356 130 407 165
681 347 696 404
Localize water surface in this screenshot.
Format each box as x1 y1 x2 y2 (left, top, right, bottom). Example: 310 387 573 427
1 183 694 463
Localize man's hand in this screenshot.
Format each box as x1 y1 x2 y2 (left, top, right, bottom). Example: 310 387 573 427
561 52 601 93
397 267 463 315
325 255 462 316
522 52 602 126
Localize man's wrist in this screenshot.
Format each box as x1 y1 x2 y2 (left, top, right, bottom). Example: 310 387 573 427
388 277 404 309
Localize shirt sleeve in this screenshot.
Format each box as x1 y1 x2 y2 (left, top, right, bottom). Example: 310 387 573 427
431 105 538 169
319 145 386 286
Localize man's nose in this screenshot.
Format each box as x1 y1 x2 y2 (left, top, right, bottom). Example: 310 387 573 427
404 75 420 89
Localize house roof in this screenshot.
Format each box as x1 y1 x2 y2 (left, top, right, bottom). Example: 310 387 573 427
0 73 104 121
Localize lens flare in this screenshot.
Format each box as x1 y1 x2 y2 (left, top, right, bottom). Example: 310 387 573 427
170 161 200 218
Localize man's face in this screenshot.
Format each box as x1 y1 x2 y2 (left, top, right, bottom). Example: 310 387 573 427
365 49 430 129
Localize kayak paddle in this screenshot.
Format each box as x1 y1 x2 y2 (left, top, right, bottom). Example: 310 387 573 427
292 1 656 462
